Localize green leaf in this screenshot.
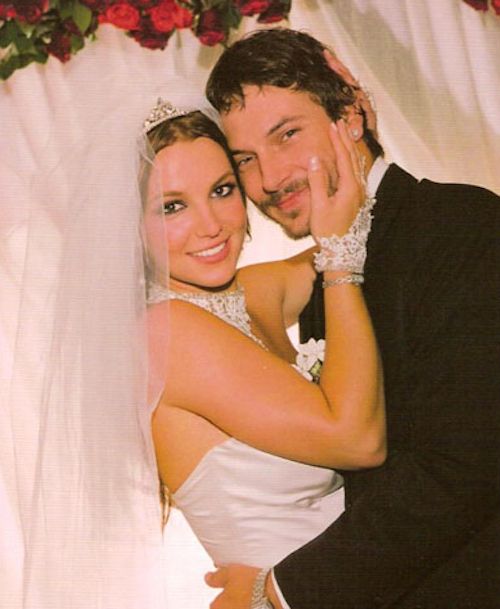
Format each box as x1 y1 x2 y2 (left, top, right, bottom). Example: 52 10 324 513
0 20 22 48
225 2 242 28
59 0 74 20
0 56 21 80
0 50 47 80
17 21 37 38
13 34 37 54
70 34 84 53
72 2 92 34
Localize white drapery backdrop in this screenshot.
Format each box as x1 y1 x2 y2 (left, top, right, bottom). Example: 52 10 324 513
1 1 499 607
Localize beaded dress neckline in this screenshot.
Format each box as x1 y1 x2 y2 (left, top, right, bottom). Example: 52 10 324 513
147 283 266 349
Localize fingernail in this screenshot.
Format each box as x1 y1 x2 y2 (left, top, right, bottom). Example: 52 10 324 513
309 156 320 170
330 122 338 132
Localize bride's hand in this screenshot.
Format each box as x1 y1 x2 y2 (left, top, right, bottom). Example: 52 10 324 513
308 120 365 240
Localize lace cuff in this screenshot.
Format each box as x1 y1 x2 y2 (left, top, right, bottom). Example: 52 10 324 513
313 196 376 274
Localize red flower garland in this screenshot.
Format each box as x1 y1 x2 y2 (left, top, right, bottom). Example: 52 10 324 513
1 0 497 80
0 0 291 79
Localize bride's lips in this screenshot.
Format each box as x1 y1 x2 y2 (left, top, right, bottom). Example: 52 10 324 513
189 239 231 263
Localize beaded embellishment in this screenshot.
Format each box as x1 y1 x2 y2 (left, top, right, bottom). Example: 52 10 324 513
147 283 266 349
313 196 376 274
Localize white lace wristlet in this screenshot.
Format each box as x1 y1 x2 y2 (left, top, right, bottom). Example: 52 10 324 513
313 196 376 277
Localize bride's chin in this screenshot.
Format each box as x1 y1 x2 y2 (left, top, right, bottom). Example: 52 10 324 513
169 273 238 294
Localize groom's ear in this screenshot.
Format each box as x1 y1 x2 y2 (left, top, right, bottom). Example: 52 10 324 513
342 105 364 142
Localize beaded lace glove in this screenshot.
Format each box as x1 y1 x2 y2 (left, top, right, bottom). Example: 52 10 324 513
251 569 274 609
313 196 376 274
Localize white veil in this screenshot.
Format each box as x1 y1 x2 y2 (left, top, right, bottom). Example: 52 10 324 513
1 75 206 608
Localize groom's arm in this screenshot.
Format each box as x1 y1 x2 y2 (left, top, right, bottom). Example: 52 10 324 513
207 183 500 609
273 184 500 609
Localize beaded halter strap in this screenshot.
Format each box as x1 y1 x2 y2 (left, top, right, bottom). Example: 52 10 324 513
147 283 266 349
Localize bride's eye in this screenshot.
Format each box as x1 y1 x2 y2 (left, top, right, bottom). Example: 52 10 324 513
163 200 185 215
212 183 236 198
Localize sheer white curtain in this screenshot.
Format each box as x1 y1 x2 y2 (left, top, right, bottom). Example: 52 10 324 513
1 1 499 608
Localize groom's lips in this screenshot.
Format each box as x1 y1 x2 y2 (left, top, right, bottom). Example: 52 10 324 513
276 187 307 212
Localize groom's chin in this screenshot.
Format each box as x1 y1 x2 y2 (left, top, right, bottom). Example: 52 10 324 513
283 224 311 240
280 215 312 240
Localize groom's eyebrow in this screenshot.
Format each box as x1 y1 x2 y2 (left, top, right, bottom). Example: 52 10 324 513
230 115 304 156
266 115 303 137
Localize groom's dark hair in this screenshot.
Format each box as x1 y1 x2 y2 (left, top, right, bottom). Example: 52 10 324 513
206 28 383 159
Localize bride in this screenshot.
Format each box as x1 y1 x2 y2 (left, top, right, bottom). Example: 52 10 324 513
141 100 385 607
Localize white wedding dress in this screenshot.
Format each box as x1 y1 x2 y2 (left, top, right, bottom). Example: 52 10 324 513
173 437 344 568
150 284 345 570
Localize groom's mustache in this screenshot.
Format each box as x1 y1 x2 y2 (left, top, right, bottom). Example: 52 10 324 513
259 178 310 212
259 174 336 213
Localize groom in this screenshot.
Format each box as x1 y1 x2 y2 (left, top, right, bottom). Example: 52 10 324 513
205 29 500 609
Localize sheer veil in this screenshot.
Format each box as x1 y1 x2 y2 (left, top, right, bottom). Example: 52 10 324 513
2 73 208 607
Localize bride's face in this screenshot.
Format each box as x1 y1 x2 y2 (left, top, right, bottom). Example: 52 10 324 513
144 136 247 292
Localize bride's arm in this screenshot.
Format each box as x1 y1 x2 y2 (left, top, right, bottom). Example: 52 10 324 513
237 245 317 331
150 122 385 470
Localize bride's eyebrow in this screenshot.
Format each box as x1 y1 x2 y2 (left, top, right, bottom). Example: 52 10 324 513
162 190 183 197
211 171 235 189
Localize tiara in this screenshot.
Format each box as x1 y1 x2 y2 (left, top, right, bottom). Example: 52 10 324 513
143 98 192 134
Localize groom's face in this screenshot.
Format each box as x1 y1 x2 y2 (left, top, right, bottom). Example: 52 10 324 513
221 85 337 240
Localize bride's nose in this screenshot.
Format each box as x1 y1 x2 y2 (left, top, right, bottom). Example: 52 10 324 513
194 204 223 238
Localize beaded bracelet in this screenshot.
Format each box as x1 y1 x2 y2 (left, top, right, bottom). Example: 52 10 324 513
322 274 364 289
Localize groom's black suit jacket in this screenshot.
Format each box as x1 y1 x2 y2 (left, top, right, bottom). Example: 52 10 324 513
275 164 500 608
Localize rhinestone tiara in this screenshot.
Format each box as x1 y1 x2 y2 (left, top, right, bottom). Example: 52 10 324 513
143 98 192 134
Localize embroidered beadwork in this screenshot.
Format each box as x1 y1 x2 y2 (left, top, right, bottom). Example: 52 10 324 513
147 283 266 349
313 196 376 274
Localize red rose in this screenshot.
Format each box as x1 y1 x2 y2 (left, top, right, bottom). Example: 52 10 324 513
46 29 72 62
79 0 111 10
462 0 488 10
196 9 225 46
236 0 271 17
257 0 288 23
11 0 49 23
0 4 16 20
148 0 175 33
102 2 141 30
172 4 192 28
130 22 170 49
134 0 159 7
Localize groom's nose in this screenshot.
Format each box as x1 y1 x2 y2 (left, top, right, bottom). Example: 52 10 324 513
258 150 291 195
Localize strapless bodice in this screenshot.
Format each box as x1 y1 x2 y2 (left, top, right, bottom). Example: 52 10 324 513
173 438 344 568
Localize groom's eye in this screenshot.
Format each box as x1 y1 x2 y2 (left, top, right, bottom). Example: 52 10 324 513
235 154 254 169
281 128 299 142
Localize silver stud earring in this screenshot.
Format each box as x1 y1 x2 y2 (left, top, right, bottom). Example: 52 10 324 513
351 128 360 139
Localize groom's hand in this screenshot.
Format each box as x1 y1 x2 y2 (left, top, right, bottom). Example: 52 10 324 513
206 564 283 609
